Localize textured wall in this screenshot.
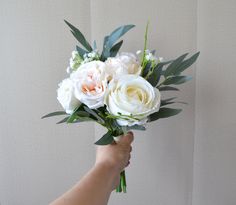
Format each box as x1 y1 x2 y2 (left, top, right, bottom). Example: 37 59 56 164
193 0 236 204
0 1 94 205
1 0 235 205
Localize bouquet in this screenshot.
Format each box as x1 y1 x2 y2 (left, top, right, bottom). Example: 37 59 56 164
42 20 199 193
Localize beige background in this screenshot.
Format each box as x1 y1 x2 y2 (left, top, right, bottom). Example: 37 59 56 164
0 0 235 205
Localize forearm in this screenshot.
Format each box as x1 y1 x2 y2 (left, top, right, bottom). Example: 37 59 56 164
50 163 119 205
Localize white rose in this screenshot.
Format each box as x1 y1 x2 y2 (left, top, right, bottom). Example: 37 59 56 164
104 74 161 126
70 61 108 109
105 52 141 80
57 78 80 114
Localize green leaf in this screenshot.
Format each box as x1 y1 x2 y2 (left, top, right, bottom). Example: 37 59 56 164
160 97 187 107
127 125 146 131
160 60 174 66
148 108 182 122
141 21 149 66
161 101 187 107
64 20 92 51
101 36 109 61
164 53 188 77
66 111 78 123
147 63 165 86
41 111 67 119
160 101 176 106
159 86 179 91
76 45 88 57
142 62 152 77
101 25 135 60
93 40 97 50
56 117 70 124
110 40 123 57
66 105 88 123
163 76 192 85
95 131 114 145
83 106 105 123
174 52 200 75
161 97 178 103
107 24 135 48
72 117 95 123
77 111 90 117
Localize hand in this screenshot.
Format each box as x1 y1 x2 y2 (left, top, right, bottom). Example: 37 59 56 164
95 132 134 189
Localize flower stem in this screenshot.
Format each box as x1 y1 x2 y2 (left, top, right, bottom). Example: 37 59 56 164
116 170 127 193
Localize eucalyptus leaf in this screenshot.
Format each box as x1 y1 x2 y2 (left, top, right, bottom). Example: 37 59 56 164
101 25 135 60
161 100 187 107
76 45 88 57
66 111 78 123
142 62 152 77
159 86 179 91
95 131 114 145
160 101 176 106
83 106 105 123
77 111 90 117
93 40 97 50
163 76 192 85
41 111 67 119
161 97 178 103
101 36 109 60
161 97 177 106
148 108 182 122
174 52 200 75
56 117 70 124
72 117 95 123
110 40 123 57
127 125 146 131
164 53 188 77
107 24 135 48
64 20 92 52
147 63 165 86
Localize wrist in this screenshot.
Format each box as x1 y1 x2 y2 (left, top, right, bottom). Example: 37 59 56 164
94 161 120 175
94 162 120 191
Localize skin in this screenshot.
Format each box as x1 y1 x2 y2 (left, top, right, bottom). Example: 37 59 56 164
50 132 134 205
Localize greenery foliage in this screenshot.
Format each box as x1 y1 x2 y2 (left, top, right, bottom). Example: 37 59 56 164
42 21 200 145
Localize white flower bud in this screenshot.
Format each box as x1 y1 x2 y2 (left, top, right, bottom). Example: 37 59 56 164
66 66 72 74
72 50 78 59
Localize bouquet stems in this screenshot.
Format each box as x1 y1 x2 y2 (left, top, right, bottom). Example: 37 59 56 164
116 170 127 193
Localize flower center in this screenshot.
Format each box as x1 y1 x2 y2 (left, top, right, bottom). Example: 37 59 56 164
82 83 104 95
126 86 147 103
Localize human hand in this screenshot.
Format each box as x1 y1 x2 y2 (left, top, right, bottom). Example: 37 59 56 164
95 132 134 189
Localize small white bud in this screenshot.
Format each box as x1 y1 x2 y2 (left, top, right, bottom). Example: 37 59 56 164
72 50 78 59
145 53 152 61
91 52 96 58
66 66 72 74
69 58 74 67
136 50 142 55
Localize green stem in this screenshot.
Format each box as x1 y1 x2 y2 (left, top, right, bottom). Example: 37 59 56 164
141 21 150 75
116 170 127 193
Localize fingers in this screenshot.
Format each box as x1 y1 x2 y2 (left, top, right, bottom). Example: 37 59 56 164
119 131 134 145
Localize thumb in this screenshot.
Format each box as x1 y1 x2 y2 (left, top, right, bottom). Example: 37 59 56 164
117 132 134 145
